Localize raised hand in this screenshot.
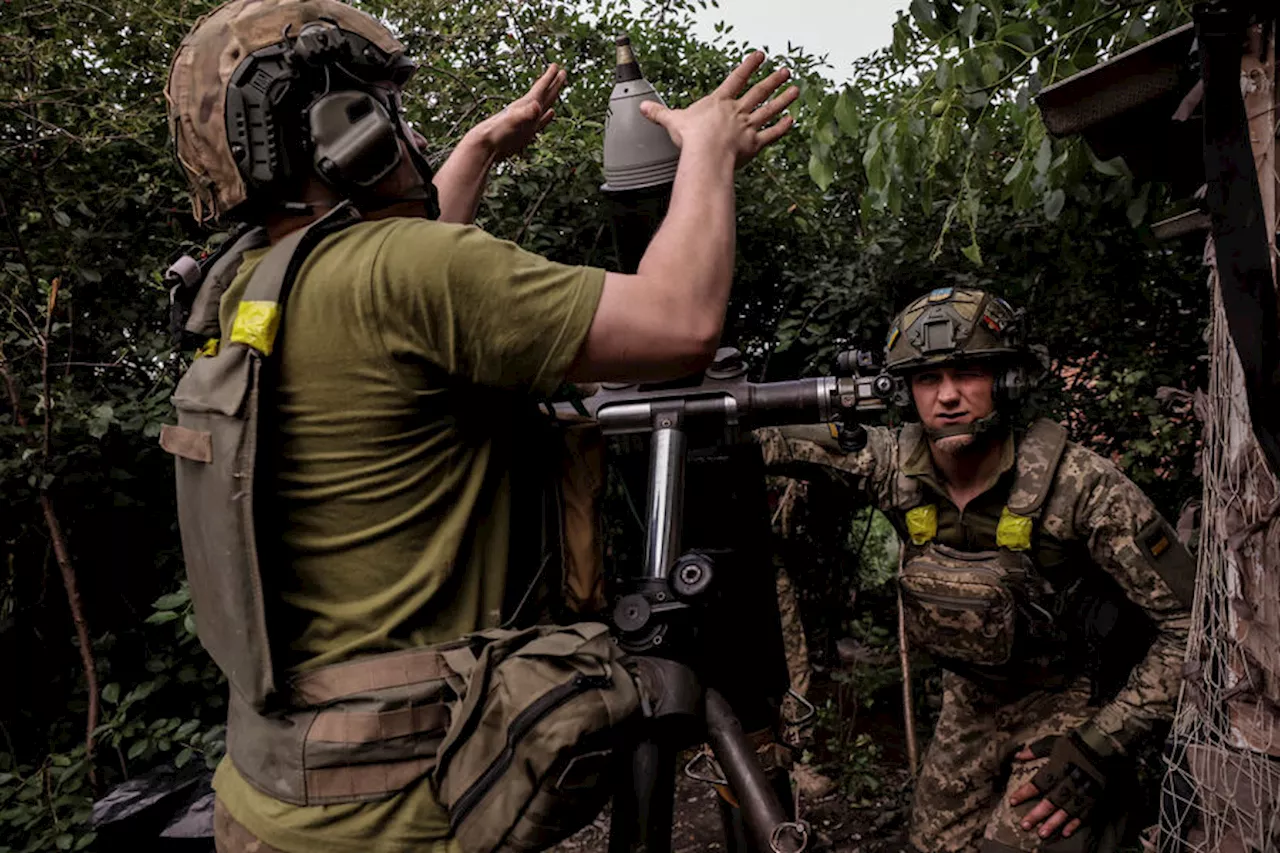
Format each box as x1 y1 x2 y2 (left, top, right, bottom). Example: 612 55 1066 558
473 63 567 161
637 52 799 168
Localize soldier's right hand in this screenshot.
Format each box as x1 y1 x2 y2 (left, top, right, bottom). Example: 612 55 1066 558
638 52 799 168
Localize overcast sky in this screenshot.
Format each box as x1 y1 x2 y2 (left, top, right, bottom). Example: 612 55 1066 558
690 0 905 81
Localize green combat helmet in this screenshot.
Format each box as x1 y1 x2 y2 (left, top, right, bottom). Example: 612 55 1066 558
885 287 1022 372
884 287 1039 437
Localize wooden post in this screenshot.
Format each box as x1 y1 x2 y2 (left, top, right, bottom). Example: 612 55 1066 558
896 547 919 775
1220 22 1279 758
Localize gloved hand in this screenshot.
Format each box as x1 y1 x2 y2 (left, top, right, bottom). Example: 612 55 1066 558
1009 723 1125 839
1028 728 1117 818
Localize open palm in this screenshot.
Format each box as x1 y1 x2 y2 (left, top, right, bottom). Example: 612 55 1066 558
475 64 567 161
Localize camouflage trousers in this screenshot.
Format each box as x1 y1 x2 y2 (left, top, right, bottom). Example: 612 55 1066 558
909 672 1125 853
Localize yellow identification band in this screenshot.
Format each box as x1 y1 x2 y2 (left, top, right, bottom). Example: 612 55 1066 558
905 505 937 545
230 301 282 355
195 338 220 359
997 507 1033 551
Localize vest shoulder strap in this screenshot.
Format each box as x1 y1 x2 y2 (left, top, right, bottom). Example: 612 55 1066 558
228 203 362 355
182 226 269 338
893 422 926 512
1006 418 1069 518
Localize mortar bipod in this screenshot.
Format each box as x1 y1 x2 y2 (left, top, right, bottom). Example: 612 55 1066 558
607 405 810 853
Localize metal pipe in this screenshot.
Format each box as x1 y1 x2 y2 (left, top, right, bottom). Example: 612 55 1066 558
643 425 686 579
608 736 676 853
705 689 809 853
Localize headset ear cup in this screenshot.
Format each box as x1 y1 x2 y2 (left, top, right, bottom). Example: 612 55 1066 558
308 90 402 188
997 366 1026 404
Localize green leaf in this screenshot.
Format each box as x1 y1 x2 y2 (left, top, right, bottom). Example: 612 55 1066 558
1126 185 1150 227
1092 157 1125 178
1003 159 1026 186
175 748 194 768
74 833 97 851
935 59 953 92
53 210 71 228
808 151 835 192
961 241 983 265
55 834 73 851
833 90 860 137
959 4 980 39
980 61 1000 87
891 18 909 63
145 610 180 625
127 740 148 760
1043 189 1066 220
909 0 939 38
102 683 120 704
86 403 115 439
1033 137 1052 175
153 590 188 610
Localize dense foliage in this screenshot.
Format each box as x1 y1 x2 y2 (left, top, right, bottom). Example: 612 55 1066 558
1 0 1204 849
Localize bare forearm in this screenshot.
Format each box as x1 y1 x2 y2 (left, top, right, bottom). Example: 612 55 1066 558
432 130 498 224
635 142 737 344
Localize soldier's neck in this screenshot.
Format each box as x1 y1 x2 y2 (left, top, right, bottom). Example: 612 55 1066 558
929 437 1004 512
264 183 428 244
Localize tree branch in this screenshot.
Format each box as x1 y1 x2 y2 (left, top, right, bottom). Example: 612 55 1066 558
0 340 99 790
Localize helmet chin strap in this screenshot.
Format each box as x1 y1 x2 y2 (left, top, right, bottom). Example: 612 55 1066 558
922 411 1006 442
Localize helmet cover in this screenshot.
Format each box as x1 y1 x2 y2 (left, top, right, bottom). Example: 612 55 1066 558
884 287 1024 375
165 0 405 223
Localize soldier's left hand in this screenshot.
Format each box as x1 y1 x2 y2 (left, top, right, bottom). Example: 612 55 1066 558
1008 746 1084 840
1009 728 1115 840
472 64 566 160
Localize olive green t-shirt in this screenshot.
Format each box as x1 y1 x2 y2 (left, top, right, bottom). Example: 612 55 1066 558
211 217 604 853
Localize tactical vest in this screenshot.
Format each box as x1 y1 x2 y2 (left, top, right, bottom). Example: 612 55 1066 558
888 420 1149 694
160 206 634 849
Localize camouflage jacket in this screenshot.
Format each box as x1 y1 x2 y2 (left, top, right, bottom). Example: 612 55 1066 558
755 421 1193 753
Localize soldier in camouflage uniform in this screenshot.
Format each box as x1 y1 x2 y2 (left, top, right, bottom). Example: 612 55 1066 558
755 288 1195 852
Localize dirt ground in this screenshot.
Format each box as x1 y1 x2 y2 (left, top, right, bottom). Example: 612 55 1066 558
551 760 914 853
552 665 920 853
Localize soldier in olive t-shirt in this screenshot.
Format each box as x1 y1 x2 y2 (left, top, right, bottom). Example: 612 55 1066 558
165 4 800 847
212 218 603 853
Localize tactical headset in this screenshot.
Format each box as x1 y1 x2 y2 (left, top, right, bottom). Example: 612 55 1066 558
224 19 440 218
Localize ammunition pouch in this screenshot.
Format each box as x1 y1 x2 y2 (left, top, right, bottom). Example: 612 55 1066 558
899 544 1031 668
226 622 640 853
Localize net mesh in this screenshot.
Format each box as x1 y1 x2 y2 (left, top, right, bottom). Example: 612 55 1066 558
1158 269 1280 853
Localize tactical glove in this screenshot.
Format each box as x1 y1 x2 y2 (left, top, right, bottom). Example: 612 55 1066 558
1025 724 1123 820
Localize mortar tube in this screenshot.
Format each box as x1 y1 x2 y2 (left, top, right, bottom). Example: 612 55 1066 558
704 688 809 853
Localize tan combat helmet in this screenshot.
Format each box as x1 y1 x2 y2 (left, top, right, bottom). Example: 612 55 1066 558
884 287 1023 375
165 0 407 224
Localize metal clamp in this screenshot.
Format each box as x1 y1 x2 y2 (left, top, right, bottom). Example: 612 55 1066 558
784 688 817 728
683 750 728 786
769 820 811 853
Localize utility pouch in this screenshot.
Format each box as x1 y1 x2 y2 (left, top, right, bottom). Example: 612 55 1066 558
431 622 640 853
899 544 1031 667
168 345 275 707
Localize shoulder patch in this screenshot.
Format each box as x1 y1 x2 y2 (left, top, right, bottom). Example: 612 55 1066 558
1137 517 1197 608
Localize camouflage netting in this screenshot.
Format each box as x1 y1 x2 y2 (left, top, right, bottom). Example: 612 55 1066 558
1158 269 1280 853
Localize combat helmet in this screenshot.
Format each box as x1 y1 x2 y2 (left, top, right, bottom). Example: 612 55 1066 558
884 287 1024 374
166 0 438 224
883 287 1042 435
